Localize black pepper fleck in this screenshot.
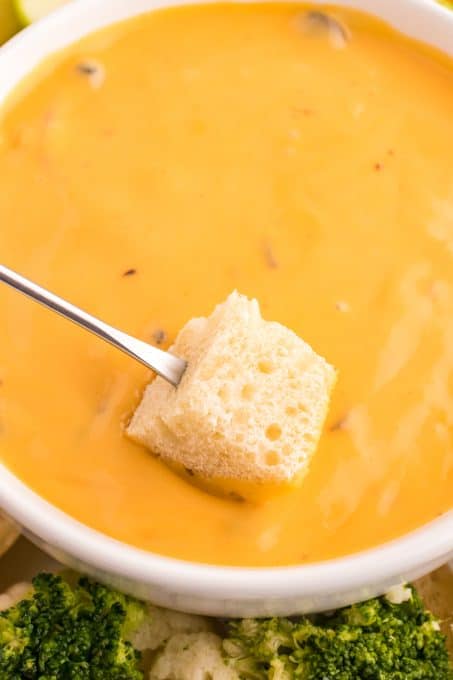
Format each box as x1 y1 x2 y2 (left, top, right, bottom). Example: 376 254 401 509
152 329 167 346
229 492 246 503
329 415 349 432
263 241 278 269
77 62 99 75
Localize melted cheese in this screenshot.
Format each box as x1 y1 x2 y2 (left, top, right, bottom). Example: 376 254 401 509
0 3 452 566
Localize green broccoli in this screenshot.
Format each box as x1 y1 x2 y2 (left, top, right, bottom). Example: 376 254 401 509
223 586 453 679
0 575 451 680
0 573 145 679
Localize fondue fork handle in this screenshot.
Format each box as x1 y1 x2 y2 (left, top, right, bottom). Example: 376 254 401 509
0 264 186 387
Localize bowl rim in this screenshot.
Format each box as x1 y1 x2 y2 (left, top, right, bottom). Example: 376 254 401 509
0 0 452 604
0 461 452 601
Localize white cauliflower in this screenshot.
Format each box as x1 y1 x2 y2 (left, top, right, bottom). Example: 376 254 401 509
130 604 212 651
150 632 239 680
385 584 412 605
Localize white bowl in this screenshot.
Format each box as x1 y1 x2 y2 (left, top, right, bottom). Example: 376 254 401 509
0 0 452 618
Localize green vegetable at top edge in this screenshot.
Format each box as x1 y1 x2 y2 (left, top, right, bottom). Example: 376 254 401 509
0 0 21 45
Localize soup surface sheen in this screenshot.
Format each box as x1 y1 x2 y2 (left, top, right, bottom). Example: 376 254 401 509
0 4 452 567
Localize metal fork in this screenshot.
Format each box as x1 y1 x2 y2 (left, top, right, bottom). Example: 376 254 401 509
0 264 186 387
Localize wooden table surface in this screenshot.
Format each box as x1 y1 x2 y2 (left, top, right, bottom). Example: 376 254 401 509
0 536 58 591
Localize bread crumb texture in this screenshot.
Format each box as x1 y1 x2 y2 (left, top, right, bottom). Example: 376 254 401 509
128 291 336 483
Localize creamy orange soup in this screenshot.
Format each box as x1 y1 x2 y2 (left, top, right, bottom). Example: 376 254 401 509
0 4 452 567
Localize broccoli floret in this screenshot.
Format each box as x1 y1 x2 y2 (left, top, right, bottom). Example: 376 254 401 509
1 575 451 679
223 586 453 679
0 573 145 679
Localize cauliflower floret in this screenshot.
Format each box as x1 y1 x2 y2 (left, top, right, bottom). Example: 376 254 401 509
385 584 412 605
130 604 212 652
150 632 239 680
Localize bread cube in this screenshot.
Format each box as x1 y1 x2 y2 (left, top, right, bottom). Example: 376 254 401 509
127 291 336 485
